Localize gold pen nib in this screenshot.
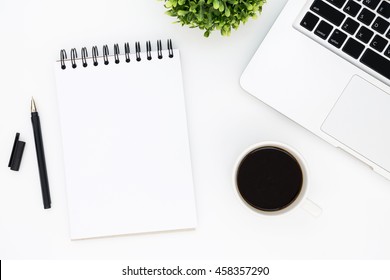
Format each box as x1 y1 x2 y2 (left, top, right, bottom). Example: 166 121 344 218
31 97 37 113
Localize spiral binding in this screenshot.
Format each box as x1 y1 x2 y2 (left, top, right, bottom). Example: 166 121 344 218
59 39 174 70
81 47 88 67
124 42 131 63
60 49 67 70
135 41 141 62
146 41 152 61
114 44 120 64
157 40 163 59
70 48 77 69
103 45 109 65
92 46 99 66
167 39 174 58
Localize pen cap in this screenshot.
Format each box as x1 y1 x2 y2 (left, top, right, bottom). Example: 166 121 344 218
9 133 26 171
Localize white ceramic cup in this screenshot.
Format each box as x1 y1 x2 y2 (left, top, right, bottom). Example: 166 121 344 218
233 141 322 217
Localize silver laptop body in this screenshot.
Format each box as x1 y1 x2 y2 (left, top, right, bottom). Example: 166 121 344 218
241 0 390 179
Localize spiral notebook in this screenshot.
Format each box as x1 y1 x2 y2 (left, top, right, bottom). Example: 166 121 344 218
55 39 197 240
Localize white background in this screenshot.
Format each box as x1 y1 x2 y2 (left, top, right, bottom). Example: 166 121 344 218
1 0 390 259
2 260 390 280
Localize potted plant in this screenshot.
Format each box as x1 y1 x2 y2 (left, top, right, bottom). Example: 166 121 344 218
162 0 267 37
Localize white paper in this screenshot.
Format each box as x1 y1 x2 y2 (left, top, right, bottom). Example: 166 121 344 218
55 49 197 239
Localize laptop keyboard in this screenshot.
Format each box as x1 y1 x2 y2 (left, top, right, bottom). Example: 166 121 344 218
297 0 390 82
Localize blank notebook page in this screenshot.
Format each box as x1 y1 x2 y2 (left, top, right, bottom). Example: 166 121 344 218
55 48 197 239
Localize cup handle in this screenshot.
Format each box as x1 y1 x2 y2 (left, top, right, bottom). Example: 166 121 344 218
301 198 322 217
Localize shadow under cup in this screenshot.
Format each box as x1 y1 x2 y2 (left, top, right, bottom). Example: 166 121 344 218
236 146 304 213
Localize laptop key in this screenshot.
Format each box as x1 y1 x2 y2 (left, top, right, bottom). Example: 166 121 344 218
370 35 388 52
372 16 390 34
325 0 347 8
310 0 346 26
343 0 362 17
300 12 320 31
385 45 390 59
360 49 390 79
328 29 348 48
315 20 334 39
342 17 360 35
356 26 374 43
377 1 390 19
387 29 390 39
357 8 376 25
342 37 365 59
362 0 381 10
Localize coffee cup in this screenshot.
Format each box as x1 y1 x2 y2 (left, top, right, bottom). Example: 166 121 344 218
233 141 321 217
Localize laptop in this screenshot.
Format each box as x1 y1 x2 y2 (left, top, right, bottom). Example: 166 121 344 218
241 0 390 179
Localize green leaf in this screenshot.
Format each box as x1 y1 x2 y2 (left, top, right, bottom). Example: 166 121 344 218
213 0 219 9
177 10 188 16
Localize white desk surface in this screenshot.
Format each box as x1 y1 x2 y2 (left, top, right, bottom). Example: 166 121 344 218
1 0 390 259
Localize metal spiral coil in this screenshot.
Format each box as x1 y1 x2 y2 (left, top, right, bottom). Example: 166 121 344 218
167 39 174 58
157 40 163 59
60 49 67 69
103 45 109 65
59 39 173 69
135 41 141 62
81 47 88 67
70 48 78 68
146 41 152 61
92 46 99 66
114 44 120 64
124 42 131 63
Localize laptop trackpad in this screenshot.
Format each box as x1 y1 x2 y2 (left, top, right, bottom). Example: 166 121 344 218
321 75 390 172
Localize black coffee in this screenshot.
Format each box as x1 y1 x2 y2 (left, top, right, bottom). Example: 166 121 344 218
236 146 303 212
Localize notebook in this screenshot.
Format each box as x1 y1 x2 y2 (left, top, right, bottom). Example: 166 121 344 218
55 39 197 240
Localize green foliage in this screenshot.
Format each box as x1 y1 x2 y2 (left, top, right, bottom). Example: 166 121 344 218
161 0 267 37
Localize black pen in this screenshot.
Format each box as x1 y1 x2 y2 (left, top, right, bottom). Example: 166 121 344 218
31 97 51 209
